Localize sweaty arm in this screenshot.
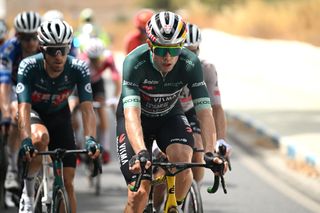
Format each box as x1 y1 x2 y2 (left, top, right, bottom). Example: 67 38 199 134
0 83 11 119
124 106 145 154
18 102 32 140
76 59 97 138
0 57 12 119
121 56 146 154
196 108 216 152
203 62 226 140
80 101 96 137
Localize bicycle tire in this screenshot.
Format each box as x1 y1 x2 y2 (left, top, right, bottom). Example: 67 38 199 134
182 180 203 213
53 188 71 213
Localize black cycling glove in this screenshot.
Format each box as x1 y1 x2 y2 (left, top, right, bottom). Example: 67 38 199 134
129 149 150 168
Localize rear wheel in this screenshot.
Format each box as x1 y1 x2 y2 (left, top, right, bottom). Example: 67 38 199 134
53 188 71 213
182 180 203 213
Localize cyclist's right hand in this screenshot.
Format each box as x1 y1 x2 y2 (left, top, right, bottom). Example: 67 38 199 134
85 136 101 159
19 137 36 162
129 149 152 174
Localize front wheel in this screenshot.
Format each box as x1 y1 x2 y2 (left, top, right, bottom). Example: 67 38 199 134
53 188 71 213
182 180 203 213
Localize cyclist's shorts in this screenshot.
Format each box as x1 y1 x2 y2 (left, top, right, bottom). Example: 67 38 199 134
116 114 194 184
92 78 105 100
185 108 201 134
30 106 77 168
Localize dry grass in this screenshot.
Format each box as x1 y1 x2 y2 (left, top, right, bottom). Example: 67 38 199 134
5 0 320 50
185 0 320 46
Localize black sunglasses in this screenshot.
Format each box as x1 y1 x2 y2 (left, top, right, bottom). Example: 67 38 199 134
19 34 38 42
42 46 70 57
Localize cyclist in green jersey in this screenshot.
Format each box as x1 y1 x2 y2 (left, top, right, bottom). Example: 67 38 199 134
116 11 228 213
17 20 101 213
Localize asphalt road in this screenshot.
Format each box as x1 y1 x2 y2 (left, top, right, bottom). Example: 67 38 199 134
3 127 319 213
72 135 319 213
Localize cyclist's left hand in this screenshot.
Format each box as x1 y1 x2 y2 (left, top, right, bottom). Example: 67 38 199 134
85 136 101 159
204 152 228 175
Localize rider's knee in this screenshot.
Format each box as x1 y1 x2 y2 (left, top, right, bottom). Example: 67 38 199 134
32 131 49 147
167 145 192 162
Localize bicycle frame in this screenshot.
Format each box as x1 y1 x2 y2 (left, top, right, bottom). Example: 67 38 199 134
25 148 101 213
34 155 53 212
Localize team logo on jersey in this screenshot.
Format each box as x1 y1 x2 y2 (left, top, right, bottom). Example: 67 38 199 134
84 83 92 93
16 83 25 94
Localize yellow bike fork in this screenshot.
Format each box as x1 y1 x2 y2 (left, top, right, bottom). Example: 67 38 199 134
164 175 179 213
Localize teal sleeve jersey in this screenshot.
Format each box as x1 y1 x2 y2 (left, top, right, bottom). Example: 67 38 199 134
17 53 93 114
119 44 211 118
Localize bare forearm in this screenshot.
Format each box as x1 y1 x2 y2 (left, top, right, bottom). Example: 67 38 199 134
197 108 216 152
80 102 97 137
212 105 227 140
124 107 145 154
0 84 11 118
18 103 31 140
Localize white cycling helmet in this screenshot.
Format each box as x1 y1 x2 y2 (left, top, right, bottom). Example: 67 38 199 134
0 20 7 39
84 38 105 58
184 23 201 48
37 19 73 46
42 10 64 22
146 11 187 45
14 11 42 33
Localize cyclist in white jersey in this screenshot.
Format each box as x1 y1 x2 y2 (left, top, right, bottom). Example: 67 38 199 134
179 23 231 182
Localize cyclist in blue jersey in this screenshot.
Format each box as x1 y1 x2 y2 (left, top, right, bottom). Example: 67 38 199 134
116 11 228 213
17 19 101 213
0 11 42 200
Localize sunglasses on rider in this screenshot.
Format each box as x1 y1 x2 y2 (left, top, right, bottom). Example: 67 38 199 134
19 34 38 42
152 44 183 57
42 46 70 57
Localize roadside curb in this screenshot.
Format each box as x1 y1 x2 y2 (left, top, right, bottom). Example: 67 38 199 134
226 112 320 174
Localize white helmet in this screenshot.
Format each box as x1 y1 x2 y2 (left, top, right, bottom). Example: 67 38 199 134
42 10 64 22
14 11 42 33
146 11 187 45
37 19 73 46
184 23 201 47
0 20 7 39
84 37 105 58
